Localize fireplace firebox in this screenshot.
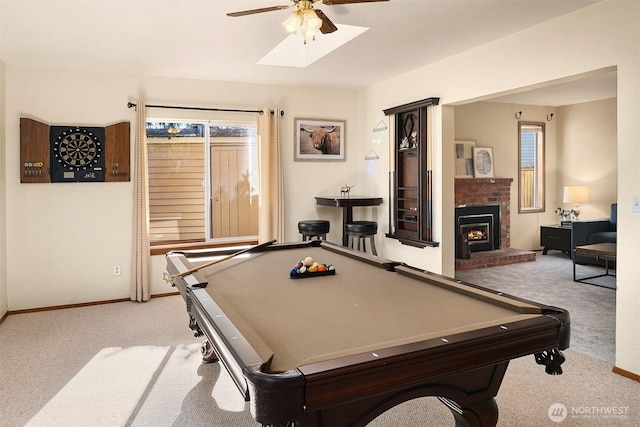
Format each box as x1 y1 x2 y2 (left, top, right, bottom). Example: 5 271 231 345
455 204 501 253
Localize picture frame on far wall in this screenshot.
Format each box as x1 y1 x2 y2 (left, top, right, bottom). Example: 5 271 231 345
454 140 475 178
473 147 494 178
294 118 345 161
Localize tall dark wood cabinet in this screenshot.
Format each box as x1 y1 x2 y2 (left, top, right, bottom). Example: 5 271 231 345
384 97 439 248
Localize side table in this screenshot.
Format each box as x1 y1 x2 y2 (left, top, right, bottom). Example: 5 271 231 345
573 243 616 284
540 224 572 256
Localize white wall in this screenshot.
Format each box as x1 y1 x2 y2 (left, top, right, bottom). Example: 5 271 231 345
4 67 360 309
358 1 639 375
557 97 618 217
0 58 7 318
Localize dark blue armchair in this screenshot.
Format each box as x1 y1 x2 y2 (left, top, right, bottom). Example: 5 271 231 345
571 203 617 266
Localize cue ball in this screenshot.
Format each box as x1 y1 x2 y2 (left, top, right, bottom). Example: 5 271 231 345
304 256 314 267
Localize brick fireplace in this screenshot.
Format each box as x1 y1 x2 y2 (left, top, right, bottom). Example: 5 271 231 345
455 178 535 270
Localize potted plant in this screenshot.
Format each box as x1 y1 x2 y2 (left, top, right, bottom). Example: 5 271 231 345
556 207 577 222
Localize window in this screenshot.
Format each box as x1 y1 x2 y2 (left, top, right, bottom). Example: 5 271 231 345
518 121 545 213
146 119 259 244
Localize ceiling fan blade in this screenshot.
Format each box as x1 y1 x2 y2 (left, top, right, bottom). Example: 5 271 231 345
227 5 291 17
315 9 338 34
320 0 389 5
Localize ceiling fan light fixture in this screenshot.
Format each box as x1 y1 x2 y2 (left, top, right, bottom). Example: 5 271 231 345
302 9 322 42
282 8 323 42
303 9 322 30
282 11 302 33
304 27 317 42
229 0 388 41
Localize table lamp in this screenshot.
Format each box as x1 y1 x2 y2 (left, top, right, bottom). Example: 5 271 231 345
563 186 589 220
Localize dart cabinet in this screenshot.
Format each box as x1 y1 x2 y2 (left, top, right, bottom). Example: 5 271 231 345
20 118 130 183
20 118 50 183
104 122 131 182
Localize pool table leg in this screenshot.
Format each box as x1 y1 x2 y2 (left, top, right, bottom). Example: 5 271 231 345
438 396 498 427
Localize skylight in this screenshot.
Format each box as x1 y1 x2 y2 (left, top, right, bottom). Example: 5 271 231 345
258 24 368 68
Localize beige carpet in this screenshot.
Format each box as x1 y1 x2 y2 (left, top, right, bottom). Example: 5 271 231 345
1 291 638 426
456 251 617 364
13 341 640 427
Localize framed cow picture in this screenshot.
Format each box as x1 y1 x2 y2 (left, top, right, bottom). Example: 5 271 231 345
294 118 346 161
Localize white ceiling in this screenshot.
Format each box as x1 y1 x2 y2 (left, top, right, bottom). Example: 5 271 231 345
482 69 617 107
0 0 615 105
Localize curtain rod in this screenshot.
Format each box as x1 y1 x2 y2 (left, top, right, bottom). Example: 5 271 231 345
127 101 278 115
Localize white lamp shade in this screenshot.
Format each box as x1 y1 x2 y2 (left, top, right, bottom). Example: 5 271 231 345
563 186 589 204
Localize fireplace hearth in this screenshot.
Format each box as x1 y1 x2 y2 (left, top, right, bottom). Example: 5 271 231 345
454 178 535 270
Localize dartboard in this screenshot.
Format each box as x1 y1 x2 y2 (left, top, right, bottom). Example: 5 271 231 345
56 131 99 168
50 126 105 182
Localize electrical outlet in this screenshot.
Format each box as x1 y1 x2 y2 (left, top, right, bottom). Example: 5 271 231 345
113 265 121 276
632 194 640 213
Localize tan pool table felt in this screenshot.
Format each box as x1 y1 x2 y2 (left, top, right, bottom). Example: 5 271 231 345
195 245 540 373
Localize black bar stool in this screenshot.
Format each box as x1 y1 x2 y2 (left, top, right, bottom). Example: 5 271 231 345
346 221 378 255
298 220 330 241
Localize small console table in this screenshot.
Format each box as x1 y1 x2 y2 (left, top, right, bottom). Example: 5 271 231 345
540 224 572 256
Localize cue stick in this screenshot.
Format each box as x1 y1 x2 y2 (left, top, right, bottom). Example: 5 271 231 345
163 239 277 284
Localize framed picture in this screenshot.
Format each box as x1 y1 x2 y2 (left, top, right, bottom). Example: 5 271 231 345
473 147 494 178
454 140 475 178
294 118 345 161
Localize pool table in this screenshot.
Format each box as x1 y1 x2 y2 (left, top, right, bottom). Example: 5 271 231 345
166 240 570 427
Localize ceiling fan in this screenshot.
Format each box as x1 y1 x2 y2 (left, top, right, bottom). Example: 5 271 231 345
227 0 389 43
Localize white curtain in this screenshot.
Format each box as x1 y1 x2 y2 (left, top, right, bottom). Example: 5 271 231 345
257 109 284 243
130 102 150 301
